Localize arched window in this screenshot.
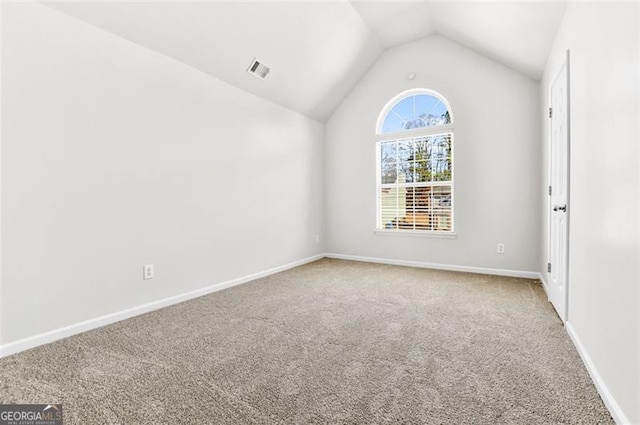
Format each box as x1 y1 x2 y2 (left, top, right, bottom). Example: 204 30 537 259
376 89 454 234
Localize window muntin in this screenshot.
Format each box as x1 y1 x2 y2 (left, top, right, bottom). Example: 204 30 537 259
380 93 451 134
377 90 453 233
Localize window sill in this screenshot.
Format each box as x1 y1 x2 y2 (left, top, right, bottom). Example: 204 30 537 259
374 230 457 239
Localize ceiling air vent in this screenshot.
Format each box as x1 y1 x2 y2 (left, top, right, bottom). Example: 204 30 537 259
247 58 270 80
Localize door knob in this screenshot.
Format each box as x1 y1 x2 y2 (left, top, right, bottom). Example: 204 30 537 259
553 205 567 212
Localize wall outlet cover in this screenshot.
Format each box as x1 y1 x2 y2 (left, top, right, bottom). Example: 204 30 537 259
143 264 154 280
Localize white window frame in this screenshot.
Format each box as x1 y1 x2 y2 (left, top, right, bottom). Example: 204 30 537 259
375 90 456 238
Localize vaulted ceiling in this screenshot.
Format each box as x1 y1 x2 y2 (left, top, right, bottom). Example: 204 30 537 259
43 1 567 122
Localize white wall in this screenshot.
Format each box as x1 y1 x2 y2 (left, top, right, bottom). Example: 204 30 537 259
324 35 540 273
540 3 639 423
1 2 323 345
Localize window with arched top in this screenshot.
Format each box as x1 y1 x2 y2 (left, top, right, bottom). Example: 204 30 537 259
378 92 452 134
376 89 454 234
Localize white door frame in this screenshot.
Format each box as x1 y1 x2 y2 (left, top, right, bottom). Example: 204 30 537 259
547 49 570 323
0 1 4 357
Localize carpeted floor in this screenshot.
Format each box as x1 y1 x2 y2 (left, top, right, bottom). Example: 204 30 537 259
0 259 612 424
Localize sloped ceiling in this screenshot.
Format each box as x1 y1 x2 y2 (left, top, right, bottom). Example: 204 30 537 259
42 1 567 122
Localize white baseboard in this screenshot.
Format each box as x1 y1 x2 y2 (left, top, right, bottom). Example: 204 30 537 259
0 253 324 359
565 322 631 425
325 253 540 279
538 272 549 297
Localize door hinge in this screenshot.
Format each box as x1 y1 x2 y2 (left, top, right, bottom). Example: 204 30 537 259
548 186 552 196
547 262 551 273
549 107 553 118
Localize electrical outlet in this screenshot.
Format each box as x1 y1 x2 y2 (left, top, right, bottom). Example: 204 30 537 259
497 243 505 254
315 234 320 243
143 264 154 280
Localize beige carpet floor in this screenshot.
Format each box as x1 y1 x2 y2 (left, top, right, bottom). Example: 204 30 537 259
0 259 612 424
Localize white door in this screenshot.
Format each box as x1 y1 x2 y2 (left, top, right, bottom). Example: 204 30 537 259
548 53 570 322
